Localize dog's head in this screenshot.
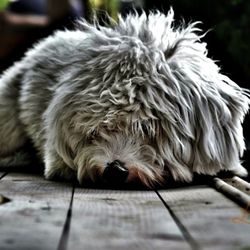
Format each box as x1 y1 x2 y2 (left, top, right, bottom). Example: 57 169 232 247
45 9 249 187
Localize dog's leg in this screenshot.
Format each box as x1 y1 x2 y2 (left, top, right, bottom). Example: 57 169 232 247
44 145 76 181
0 63 28 156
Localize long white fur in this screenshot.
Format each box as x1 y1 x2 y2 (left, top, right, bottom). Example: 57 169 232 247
0 9 249 186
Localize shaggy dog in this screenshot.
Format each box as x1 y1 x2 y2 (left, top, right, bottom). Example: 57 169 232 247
0 9 249 187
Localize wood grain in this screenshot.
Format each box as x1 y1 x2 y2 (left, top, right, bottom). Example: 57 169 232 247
0 175 72 250
67 188 191 250
159 186 250 250
1 171 250 250
1 172 46 182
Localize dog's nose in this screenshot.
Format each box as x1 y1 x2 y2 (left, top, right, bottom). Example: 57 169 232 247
103 160 129 184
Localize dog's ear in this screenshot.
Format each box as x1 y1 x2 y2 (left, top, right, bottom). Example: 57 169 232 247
158 17 250 176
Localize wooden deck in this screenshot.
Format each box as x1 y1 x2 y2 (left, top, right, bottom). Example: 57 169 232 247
0 171 250 250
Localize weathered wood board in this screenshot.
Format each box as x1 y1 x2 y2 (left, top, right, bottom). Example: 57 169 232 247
0 173 72 250
67 188 191 250
1 171 250 250
1 172 47 182
159 186 250 250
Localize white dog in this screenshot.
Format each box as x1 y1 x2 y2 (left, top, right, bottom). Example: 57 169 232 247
0 9 249 187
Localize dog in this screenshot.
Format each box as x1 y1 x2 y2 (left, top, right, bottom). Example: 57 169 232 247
0 9 249 187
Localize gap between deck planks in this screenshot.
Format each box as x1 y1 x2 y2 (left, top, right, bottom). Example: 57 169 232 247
158 187 250 250
0 172 7 180
0 172 74 250
67 187 191 250
0 172 250 250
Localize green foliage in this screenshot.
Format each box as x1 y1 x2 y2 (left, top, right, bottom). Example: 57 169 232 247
0 0 9 10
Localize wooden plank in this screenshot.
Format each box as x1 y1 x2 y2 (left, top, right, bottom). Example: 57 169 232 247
67 188 191 250
1 172 46 182
0 175 72 250
159 186 250 250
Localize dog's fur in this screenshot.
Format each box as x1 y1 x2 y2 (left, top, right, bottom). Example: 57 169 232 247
0 9 249 187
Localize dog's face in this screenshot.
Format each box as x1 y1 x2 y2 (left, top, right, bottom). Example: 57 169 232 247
46 10 248 187
74 115 166 187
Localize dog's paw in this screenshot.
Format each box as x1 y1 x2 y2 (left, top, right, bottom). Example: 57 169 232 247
229 164 248 177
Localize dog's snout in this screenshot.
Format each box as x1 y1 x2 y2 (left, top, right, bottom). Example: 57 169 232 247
103 160 128 184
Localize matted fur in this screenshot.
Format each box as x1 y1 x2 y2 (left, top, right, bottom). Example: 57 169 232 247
0 9 249 187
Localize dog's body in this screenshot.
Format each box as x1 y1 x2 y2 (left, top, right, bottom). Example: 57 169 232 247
0 10 249 187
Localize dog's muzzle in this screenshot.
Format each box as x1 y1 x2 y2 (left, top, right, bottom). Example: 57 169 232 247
103 160 129 184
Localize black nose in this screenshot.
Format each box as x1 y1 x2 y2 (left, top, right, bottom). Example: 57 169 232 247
103 160 129 184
